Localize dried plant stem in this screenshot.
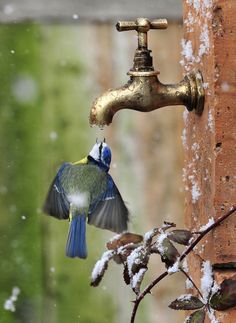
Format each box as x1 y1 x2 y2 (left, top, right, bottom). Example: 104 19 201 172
130 206 236 323
180 268 203 299
180 206 236 261
130 271 168 323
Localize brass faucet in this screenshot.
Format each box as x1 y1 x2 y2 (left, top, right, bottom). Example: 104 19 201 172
89 18 204 127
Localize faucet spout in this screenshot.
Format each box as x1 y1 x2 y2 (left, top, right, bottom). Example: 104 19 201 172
89 18 204 127
90 79 139 127
89 72 204 126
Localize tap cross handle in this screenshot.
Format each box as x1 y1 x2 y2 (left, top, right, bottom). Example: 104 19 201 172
116 18 168 49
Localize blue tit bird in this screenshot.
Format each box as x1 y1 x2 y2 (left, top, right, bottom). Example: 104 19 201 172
43 140 129 259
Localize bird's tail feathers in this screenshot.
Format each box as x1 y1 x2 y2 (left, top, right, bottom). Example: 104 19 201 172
66 214 87 259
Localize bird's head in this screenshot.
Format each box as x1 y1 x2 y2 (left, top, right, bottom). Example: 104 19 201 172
88 139 112 170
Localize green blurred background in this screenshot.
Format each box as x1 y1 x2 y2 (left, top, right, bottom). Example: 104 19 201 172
0 18 184 323
0 23 121 323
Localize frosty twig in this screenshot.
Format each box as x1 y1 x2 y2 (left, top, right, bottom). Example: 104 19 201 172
130 206 236 323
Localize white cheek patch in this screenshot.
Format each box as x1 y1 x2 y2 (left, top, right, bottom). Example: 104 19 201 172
89 143 100 160
89 142 109 162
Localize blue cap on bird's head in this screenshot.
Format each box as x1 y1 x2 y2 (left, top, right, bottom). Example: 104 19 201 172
89 139 112 169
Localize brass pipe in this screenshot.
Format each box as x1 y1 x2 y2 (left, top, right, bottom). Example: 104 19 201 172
89 18 204 127
89 72 204 127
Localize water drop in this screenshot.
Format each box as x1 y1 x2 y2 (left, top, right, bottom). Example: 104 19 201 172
49 131 58 141
11 74 38 103
3 4 14 15
72 14 79 20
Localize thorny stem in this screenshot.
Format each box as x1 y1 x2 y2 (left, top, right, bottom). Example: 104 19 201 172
180 268 203 299
130 206 236 323
130 271 168 323
179 206 236 261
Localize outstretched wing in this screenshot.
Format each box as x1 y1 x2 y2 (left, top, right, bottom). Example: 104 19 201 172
43 163 71 220
88 174 129 233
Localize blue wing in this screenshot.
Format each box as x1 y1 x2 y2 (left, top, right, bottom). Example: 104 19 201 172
88 174 129 233
43 163 70 220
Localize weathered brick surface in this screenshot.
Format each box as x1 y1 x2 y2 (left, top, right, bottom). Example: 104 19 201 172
183 1 236 321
